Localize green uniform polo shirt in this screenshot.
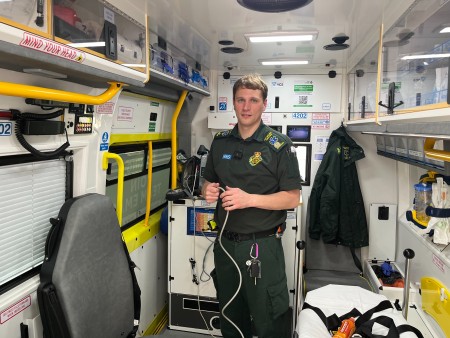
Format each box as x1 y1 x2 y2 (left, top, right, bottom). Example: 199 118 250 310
203 122 302 234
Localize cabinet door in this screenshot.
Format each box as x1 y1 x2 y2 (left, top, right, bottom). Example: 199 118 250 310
348 44 379 120
0 0 51 36
380 0 450 114
53 0 147 75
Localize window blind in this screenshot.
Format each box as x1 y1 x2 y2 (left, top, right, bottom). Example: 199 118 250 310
0 159 66 286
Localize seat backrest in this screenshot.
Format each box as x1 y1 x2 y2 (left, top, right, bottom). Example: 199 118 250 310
38 193 139 338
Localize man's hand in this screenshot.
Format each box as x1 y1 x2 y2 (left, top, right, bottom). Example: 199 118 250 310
220 186 250 211
203 181 220 203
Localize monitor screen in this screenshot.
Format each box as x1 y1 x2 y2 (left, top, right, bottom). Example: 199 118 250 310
286 125 311 142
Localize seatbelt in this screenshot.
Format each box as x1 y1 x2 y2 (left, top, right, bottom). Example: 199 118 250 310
302 302 362 331
355 315 424 338
350 247 363 273
302 300 424 338
121 241 141 338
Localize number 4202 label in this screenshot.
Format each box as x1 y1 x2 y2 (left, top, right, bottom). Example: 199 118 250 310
0 122 12 136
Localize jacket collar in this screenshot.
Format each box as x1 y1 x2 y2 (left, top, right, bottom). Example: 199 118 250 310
230 122 266 141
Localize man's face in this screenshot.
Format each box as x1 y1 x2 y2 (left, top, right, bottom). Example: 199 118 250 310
233 87 267 130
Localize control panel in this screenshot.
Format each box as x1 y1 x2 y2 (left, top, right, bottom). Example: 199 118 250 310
64 104 94 134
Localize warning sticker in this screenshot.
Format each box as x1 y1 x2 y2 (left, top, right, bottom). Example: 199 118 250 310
117 106 134 122
97 102 115 114
1 296 31 324
311 113 330 129
20 32 86 63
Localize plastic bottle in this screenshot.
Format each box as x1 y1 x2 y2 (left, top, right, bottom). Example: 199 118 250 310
333 317 356 338
414 183 432 223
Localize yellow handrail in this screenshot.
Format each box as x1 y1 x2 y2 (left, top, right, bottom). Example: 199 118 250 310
102 152 125 226
0 81 123 105
171 90 188 189
144 141 153 227
424 138 450 162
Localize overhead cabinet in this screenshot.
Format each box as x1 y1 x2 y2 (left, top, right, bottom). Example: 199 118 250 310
0 0 148 87
348 0 450 121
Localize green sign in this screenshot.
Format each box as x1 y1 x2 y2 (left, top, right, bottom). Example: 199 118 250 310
294 84 314 92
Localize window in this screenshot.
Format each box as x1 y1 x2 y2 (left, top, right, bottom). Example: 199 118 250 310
106 142 171 229
0 158 68 287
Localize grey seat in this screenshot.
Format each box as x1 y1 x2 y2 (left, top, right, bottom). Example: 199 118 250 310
38 194 140 338
303 238 372 293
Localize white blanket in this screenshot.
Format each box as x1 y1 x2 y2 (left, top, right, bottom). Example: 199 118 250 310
296 284 419 337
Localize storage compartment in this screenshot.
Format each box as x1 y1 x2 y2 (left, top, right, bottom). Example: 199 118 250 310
53 0 146 70
364 204 407 301
364 259 405 301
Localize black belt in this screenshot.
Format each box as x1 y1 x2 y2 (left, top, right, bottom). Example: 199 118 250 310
221 228 276 242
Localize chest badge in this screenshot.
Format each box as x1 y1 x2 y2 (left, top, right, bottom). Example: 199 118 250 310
249 152 262 166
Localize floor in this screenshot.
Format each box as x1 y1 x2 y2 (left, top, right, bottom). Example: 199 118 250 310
147 327 215 337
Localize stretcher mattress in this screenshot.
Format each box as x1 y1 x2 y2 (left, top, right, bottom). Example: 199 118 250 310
296 284 418 337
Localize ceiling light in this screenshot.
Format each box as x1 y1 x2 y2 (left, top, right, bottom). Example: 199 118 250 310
246 31 317 43
68 41 106 48
259 59 308 66
122 64 147 68
401 53 450 60
440 27 450 33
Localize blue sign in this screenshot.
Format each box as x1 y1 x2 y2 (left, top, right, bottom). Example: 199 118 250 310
0 122 12 136
100 143 109 151
102 132 109 143
292 113 307 119
219 102 227 111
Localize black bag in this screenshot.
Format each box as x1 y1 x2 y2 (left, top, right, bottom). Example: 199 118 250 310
37 194 140 338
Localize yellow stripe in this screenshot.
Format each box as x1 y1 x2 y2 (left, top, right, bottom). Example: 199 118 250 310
144 141 153 226
123 209 163 253
109 133 171 145
142 304 169 335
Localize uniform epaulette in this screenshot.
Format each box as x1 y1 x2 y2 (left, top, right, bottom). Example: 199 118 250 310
214 130 231 139
263 129 289 152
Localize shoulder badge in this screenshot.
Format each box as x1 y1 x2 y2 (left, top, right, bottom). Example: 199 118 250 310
263 130 289 152
214 130 231 139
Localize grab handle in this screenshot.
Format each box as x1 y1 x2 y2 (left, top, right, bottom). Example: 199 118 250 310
402 248 415 319
102 152 124 226
0 81 123 105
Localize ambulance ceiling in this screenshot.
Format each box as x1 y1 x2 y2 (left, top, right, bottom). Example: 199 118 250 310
144 0 389 72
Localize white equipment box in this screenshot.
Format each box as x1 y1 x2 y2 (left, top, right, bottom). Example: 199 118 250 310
168 199 301 335
364 204 406 301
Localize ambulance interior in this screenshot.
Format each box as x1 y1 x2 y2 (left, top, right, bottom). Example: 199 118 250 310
0 0 450 337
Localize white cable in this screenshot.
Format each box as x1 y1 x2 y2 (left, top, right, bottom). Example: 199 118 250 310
217 187 245 338
190 186 244 338
190 198 218 338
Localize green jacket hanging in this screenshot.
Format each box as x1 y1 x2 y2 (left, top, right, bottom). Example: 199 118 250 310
308 125 369 248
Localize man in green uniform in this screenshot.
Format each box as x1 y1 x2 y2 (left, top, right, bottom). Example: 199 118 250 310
202 74 302 338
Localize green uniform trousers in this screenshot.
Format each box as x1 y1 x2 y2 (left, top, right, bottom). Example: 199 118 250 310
213 235 290 338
